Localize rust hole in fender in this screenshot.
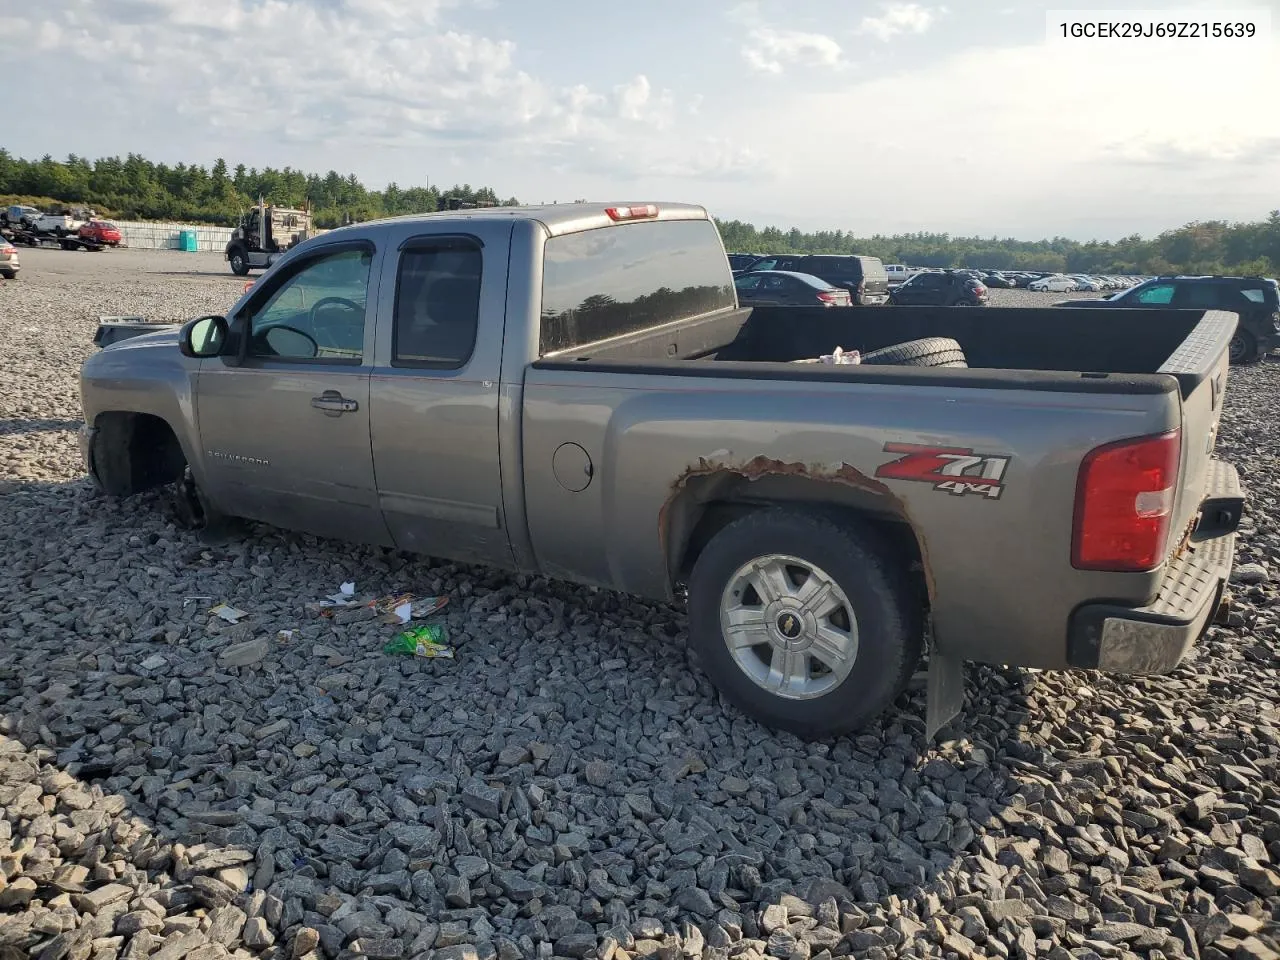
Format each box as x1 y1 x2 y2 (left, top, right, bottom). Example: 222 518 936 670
658 454 935 600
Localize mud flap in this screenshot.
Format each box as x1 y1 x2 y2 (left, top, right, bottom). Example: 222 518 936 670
925 648 965 739
1213 588 1233 625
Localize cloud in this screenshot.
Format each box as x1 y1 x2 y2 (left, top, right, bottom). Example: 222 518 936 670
737 35 1278 236
613 75 675 127
742 26 844 73
5 0 715 184
1102 136 1280 171
855 3 941 41
547 137 779 184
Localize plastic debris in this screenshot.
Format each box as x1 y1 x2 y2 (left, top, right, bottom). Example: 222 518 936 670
209 603 248 624
277 630 296 642
384 624 454 659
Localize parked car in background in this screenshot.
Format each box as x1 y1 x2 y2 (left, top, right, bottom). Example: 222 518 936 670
983 272 1014 288
1030 275 1078 292
890 270 988 306
1070 276 1103 292
727 253 760 273
79 220 123 246
0 240 19 279
745 254 890 305
1054 274 1280 363
885 264 921 285
30 212 84 236
2 205 40 228
734 270 852 307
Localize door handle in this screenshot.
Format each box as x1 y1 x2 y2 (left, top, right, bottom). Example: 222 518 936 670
311 391 358 415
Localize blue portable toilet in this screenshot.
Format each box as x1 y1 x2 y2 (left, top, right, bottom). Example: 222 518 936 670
179 230 198 252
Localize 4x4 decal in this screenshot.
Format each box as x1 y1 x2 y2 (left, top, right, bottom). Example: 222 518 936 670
875 442 1010 500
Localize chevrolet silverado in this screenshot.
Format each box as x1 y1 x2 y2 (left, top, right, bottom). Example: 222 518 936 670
79 202 1245 738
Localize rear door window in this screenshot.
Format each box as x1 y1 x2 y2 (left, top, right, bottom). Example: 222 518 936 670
393 238 483 369
1174 283 1223 309
540 218 736 354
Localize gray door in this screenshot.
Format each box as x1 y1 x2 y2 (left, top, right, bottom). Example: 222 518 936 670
367 220 513 568
196 239 393 546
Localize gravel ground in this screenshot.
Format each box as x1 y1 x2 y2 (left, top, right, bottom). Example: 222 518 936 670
1 247 1277 960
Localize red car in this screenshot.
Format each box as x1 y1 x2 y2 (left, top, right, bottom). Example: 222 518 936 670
79 220 123 246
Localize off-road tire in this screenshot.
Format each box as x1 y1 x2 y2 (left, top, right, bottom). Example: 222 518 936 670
686 509 923 739
861 337 968 368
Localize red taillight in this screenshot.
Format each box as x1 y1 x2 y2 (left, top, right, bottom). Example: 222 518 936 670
605 204 658 221
816 291 837 303
976 285 987 295
1072 430 1181 572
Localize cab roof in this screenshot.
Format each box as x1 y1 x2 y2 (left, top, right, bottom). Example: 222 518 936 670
335 202 711 238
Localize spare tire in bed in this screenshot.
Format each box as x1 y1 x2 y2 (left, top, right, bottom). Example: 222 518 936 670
860 337 968 368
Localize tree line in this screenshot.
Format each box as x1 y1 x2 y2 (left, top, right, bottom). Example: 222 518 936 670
0 150 515 229
2 150 1277 275
715 216 1280 276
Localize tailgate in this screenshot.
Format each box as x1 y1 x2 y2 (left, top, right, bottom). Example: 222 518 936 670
1161 310 1235 552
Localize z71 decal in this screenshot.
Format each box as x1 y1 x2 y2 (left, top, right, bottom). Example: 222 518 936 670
874 442 1010 500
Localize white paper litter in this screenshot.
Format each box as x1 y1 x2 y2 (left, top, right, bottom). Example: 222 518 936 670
209 603 248 623
322 581 360 606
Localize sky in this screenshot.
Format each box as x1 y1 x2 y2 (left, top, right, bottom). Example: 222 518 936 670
8 0 1279 240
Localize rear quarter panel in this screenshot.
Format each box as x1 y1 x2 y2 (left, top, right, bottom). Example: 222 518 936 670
521 367 1182 669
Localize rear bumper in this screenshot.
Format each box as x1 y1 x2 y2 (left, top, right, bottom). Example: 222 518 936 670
1066 459 1242 674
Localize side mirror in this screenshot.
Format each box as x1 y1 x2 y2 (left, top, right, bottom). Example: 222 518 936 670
179 315 228 358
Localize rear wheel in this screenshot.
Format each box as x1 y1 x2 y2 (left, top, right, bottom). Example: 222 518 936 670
861 337 968 368
1229 330 1258 364
687 509 922 738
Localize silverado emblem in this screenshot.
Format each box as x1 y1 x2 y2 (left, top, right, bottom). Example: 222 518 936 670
875 443 1010 500
207 450 270 466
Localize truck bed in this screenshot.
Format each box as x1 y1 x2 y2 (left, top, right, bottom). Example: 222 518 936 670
541 304 1236 397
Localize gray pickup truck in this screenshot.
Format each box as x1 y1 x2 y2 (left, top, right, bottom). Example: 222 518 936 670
80 202 1245 739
